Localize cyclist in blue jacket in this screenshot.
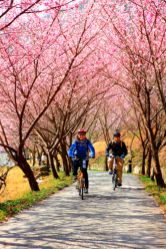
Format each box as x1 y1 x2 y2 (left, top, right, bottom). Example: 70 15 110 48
68 128 95 193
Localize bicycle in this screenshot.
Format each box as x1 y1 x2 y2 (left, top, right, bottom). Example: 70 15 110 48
112 157 118 191
76 159 87 200
77 170 85 200
108 155 119 191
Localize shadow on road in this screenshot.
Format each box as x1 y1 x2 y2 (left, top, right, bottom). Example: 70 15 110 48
0 173 165 249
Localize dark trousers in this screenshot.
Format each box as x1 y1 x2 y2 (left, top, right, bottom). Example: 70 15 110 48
73 159 89 189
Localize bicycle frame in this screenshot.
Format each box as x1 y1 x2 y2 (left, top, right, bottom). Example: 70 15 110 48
109 156 118 191
75 159 87 200
77 169 85 200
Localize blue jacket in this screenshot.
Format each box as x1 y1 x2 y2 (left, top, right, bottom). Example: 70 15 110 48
68 138 95 160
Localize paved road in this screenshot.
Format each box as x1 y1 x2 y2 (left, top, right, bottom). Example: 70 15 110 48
0 173 166 249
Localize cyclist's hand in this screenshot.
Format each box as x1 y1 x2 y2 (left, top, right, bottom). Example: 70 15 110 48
89 153 95 159
120 153 125 159
109 153 113 158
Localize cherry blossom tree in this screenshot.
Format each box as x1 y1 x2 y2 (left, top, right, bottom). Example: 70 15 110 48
0 0 165 190
0 0 102 191
102 0 166 186
0 0 83 30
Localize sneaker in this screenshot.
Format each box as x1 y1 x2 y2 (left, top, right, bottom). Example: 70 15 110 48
84 188 88 194
109 170 113 175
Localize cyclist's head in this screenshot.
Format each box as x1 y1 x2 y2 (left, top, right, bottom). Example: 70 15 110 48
113 131 121 142
78 128 86 140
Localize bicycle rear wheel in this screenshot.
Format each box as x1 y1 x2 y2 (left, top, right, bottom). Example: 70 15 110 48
113 166 119 191
80 187 84 200
78 179 84 200
78 185 84 200
115 175 118 190
112 176 116 191
112 173 117 191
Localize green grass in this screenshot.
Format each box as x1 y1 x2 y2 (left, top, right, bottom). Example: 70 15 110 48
139 175 166 207
160 194 166 204
0 173 72 222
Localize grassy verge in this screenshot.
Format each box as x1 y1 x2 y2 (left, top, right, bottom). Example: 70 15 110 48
139 175 166 214
0 173 72 222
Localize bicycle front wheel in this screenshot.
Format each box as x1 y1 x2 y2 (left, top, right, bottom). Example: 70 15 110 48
112 174 117 191
79 178 85 200
78 186 84 199
80 187 84 200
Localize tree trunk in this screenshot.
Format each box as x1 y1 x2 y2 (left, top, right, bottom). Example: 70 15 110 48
67 156 72 172
151 169 155 181
32 146 36 167
61 142 70 176
141 148 146 175
104 156 108 171
147 126 165 187
18 155 40 191
48 152 59 179
146 148 152 177
46 154 50 171
63 155 70 176
54 153 61 172
37 151 42 166
152 149 165 187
